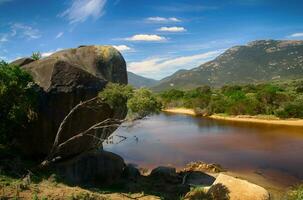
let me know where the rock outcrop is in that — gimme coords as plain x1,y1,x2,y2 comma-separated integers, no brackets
55,150,125,186
150,166,181,184
15,45,128,156
209,173,270,200
183,161,225,173
10,57,35,67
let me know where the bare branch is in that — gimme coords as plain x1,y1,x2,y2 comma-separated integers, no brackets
48,97,99,158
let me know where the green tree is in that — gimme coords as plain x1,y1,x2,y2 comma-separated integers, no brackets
98,83,133,110
275,97,303,118
127,88,162,118
160,89,184,100
99,84,161,119
296,81,303,93
0,61,37,144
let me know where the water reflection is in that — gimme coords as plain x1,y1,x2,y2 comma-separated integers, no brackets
104,113,303,183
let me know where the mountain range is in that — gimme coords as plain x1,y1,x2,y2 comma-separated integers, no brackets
127,71,158,88
148,40,303,91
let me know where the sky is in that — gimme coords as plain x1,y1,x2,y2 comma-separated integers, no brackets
1,0,303,80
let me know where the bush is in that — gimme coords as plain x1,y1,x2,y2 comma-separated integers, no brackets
99,84,162,119
0,61,37,144
127,88,162,118
207,94,228,114
160,89,184,100
98,83,133,110
286,184,303,200
256,84,283,105
275,99,303,118
31,52,42,60
296,81,303,93
221,85,242,95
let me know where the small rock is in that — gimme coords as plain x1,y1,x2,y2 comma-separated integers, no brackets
123,164,140,181
150,166,176,177
184,171,216,186
150,166,180,184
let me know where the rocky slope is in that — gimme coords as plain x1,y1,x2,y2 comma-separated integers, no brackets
152,40,303,91
127,71,158,88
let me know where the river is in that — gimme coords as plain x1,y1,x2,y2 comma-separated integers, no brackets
104,112,303,188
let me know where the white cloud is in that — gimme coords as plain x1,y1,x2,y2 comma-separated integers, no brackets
11,23,41,40
0,0,13,5
61,0,107,24
157,26,186,32
289,32,303,38
0,35,8,43
125,34,166,42
41,48,62,57
113,45,132,52
128,50,223,79
55,32,64,39
146,17,181,23
8,56,22,63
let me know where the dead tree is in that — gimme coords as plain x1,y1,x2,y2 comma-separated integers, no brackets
40,97,126,167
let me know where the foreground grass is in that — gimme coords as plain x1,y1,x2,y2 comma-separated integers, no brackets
286,185,303,200
0,173,163,200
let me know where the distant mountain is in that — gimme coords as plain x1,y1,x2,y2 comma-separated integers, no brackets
152,40,303,91
127,71,158,88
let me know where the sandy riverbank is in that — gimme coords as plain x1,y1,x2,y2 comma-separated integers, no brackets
163,108,303,127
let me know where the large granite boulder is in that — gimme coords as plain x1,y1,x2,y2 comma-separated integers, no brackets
15,45,128,156
55,150,125,186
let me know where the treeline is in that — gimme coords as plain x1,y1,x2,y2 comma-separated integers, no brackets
158,81,303,118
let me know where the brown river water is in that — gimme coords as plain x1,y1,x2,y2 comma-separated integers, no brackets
104,112,303,187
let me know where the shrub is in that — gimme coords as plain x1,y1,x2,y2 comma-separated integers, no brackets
296,81,303,93
256,84,283,105
127,88,162,118
0,61,37,144
99,84,162,119
160,89,184,100
98,83,133,110
31,52,42,60
207,94,228,114
275,99,303,118
286,184,303,200
221,85,242,95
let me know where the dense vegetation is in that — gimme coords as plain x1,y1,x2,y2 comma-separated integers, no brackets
159,80,303,118
0,61,37,144
99,83,162,119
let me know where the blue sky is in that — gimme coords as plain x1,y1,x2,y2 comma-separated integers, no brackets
1,0,303,79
